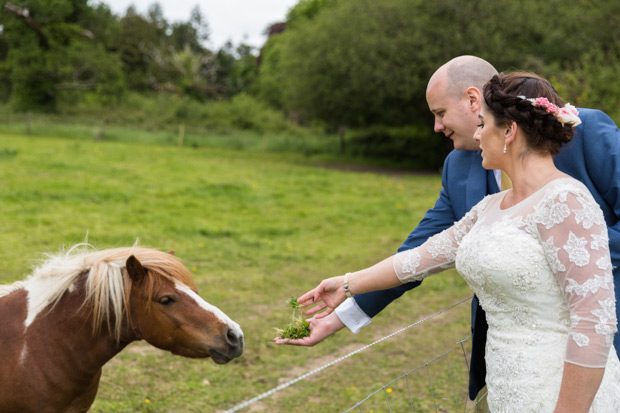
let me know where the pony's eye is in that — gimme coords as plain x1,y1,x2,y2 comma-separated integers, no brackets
158,296,175,305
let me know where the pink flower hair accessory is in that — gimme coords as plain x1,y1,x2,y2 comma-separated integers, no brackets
517,95,582,127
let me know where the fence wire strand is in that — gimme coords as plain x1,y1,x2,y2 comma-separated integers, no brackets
342,334,476,412
225,296,473,413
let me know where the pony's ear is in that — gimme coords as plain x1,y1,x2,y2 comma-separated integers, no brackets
126,255,148,283
168,250,175,256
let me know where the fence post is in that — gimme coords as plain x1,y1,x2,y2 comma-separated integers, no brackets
95,119,105,141
178,123,185,147
26,111,31,136
338,125,347,155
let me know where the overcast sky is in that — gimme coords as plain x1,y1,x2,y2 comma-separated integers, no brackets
101,0,299,50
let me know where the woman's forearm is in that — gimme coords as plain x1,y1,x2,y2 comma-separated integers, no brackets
347,256,402,295
554,362,604,412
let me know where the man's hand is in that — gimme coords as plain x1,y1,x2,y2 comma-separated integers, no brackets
275,311,346,346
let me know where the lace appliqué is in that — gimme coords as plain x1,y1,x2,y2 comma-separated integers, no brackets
574,195,605,229
533,196,570,229
597,257,612,271
570,332,590,347
562,232,590,266
396,249,421,278
591,229,610,251
592,298,618,346
565,273,612,297
426,232,456,260
542,236,566,273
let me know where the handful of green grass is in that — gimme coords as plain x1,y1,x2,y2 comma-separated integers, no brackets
275,296,310,339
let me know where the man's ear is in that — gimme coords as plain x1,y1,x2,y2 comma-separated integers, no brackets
465,87,482,113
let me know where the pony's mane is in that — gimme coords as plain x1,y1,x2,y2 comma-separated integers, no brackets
11,244,196,341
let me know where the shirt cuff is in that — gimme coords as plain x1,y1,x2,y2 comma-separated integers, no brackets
335,297,372,334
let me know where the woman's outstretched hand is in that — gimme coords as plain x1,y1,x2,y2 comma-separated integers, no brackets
297,276,346,318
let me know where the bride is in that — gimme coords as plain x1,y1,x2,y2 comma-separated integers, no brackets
297,73,620,412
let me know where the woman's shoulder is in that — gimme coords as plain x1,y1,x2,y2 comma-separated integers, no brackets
470,192,501,215
543,177,591,199
532,177,606,232
537,177,602,219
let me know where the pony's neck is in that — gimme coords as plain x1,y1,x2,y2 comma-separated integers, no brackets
44,276,138,364
19,277,138,408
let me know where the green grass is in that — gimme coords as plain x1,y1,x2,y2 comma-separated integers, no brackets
0,131,472,412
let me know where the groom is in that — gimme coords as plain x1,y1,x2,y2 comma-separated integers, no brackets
278,55,620,401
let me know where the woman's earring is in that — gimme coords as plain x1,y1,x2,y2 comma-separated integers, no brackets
503,143,507,153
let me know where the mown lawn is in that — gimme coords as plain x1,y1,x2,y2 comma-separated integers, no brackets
0,132,472,412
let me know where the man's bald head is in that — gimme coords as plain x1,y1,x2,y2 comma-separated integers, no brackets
428,56,498,100
426,56,498,151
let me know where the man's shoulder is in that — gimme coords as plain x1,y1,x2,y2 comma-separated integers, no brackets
577,107,608,117
576,107,617,130
573,108,619,145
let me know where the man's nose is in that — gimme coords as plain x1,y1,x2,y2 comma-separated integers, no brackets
434,118,444,133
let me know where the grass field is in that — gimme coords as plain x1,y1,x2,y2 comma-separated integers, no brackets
0,131,472,412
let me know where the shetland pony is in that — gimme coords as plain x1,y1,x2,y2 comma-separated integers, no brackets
0,246,243,412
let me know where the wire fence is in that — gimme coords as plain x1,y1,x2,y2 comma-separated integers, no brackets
226,296,480,412
343,333,488,412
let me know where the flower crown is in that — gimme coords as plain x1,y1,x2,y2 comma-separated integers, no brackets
517,96,581,127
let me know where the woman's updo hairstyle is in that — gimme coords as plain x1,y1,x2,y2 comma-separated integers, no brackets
483,72,574,155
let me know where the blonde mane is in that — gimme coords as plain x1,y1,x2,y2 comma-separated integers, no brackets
5,244,196,341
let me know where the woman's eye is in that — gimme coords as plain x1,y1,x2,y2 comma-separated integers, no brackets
477,123,484,128
158,296,175,305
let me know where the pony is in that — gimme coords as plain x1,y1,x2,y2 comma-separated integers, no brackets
0,245,244,412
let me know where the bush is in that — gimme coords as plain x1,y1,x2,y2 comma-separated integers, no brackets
551,42,620,122
345,125,449,171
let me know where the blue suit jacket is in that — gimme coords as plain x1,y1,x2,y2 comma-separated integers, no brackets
354,108,620,400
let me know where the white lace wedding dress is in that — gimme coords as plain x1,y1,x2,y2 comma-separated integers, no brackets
393,177,620,412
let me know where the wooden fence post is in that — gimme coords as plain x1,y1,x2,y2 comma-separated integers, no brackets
178,123,185,147
26,111,31,136
338,125,347,155
95,119,105,141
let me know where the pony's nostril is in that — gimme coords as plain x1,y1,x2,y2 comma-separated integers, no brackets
226,329,241,347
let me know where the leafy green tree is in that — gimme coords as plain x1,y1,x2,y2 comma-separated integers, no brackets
254,32,286,109
212,42,258,98
115,6,162,91
254,0,620,168
553,42,620,121
114,3,221,100
0,0,125,110
169,5,209,53
286,0,334,25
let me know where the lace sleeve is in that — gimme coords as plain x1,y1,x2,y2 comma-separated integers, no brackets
393,196,491,283
534,185,617,367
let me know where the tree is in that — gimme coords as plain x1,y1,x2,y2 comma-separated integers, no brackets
115,6,163,92
211,42,258,98
259,0,620,127
253,0,620,168
0,0,125,110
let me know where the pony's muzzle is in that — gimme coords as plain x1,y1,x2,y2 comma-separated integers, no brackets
210,327,244,364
